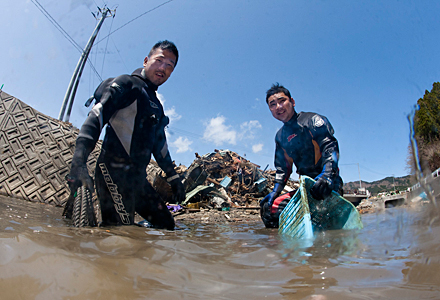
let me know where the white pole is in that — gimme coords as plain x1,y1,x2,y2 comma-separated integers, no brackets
59,7,112,121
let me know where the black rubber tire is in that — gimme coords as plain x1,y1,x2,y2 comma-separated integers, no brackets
72,187,82,227
72,186,97,227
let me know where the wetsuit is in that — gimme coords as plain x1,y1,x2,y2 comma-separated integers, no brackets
261,111,343,228
72,68,178,228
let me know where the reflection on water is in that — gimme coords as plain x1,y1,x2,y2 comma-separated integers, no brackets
0,195,439,299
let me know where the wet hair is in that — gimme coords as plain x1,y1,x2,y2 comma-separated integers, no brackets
148,40,179,67
266,83,292,103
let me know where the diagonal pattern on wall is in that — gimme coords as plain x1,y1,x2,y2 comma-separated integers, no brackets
0,91,101,206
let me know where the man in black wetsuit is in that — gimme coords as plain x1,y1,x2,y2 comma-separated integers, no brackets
260,83,343,228
67,40,184,229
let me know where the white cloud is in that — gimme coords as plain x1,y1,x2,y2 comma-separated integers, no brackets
156,92,181,124
203,115,237,146
239,120,262,140
156,92,166,104
202,117,264,147
164,106,182,124
241,120,262,131
252,143,263,153
171,136,193,153
252,97,262,109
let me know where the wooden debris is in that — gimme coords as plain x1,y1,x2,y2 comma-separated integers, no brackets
147,149,299,220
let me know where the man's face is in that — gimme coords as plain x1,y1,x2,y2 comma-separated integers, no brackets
267,92,296,123
143,48,176,86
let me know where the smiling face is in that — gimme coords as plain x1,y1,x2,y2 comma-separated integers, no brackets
267,92,296,123
143,48,176,87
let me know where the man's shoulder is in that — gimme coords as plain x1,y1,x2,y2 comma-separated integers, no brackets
99,72,146,100
297,111,335,137
275,122,292,142
275,125,283,133
297,111,329,128
297,111,321,121
92,73,143,107
112,73,143,87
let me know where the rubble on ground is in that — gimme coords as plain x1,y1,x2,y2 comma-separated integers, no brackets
356,198,382,214
145,149,382,224
173,207,262,224
147,149,299,223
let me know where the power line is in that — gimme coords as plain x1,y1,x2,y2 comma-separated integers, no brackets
31,0,103,81
340,163,394,177
30,0,83,53
111,39,130,73
95,0,174,45
59,7,114,122
167,127,203,139
100,8,116,75
32,0,174,80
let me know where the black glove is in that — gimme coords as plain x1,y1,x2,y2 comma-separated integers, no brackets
310,175,332,200
169,177,185,204
67,164,94,194
260,183,283,208
67,137,94,194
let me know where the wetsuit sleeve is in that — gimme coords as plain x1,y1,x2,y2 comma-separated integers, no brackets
310,114,340,179
274,133,292,187
152,115,178,180
75,75,134,158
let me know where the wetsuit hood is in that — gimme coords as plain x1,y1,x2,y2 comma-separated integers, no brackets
132,68,158,91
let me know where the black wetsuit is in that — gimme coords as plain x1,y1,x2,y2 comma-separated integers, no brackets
273,111,342,187
75,68,177,228
261,111,343,228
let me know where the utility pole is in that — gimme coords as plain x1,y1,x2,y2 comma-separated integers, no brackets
58,6,115,122
357,163,362,189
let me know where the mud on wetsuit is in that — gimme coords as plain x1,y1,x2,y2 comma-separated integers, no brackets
70,68,180,229
261,111,343,228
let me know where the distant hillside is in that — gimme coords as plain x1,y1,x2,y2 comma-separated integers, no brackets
343,175,414,196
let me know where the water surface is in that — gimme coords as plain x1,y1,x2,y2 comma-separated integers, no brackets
0,195,439,299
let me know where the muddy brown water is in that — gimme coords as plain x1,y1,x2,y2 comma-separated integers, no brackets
0,195,439,300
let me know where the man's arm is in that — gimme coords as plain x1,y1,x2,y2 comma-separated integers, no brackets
78,75,133,145
314,115,339,177
152,115,175,175
309,114,340,199
152,115,185,203
68,76,132,191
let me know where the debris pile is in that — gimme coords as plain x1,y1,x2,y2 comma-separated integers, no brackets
147,149,299,222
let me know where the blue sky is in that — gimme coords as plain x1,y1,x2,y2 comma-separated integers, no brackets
2,0,439,184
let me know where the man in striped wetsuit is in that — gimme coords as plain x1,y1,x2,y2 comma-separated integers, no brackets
260,83,343,228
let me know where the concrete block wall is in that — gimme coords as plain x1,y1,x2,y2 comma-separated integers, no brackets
0,91,101,206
